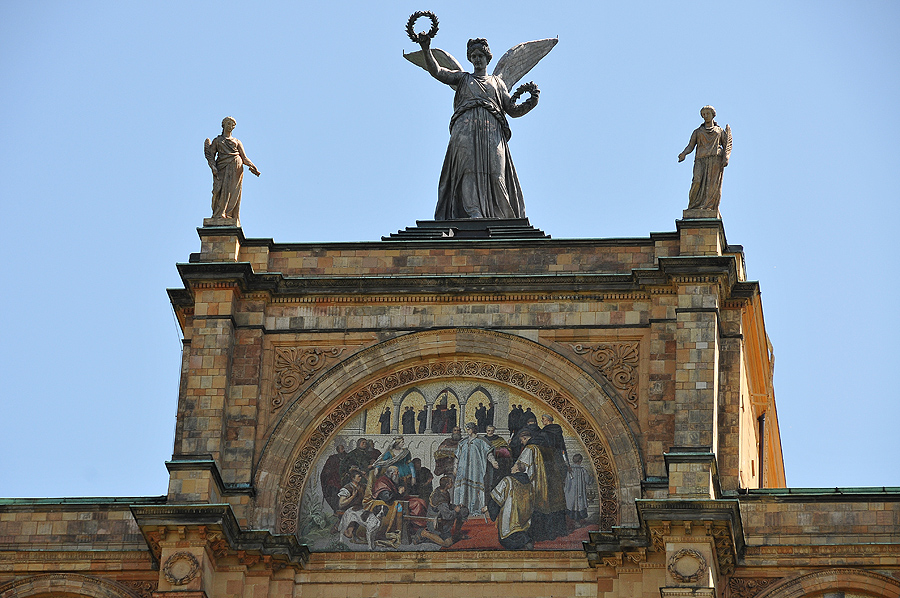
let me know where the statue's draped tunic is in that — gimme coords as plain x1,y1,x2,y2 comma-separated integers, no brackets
686,123,728,210
435,72,525,220
209,135,248,220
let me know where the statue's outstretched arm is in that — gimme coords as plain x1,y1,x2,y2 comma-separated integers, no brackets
678,130,698,162
237,141,260,177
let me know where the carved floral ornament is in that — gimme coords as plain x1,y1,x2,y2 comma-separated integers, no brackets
277,358,620,534
273,346,346,410
570,342,639,408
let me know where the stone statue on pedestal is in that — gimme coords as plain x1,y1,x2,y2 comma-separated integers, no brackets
403,11,556,220
678,106,732,213
204,117,260,225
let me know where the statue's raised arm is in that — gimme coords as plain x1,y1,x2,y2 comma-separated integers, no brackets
403,11,557,220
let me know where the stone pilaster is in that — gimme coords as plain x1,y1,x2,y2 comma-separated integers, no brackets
647,291,678,480
717,303,745,492
169,283,239,502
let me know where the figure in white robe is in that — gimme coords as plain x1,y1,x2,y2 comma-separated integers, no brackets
453,423,498,513
564,453,590,523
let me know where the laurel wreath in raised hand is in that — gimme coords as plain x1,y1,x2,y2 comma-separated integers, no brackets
406,11,439,43
511,81,540,106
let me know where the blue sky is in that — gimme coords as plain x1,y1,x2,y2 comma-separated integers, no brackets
1,1,898,498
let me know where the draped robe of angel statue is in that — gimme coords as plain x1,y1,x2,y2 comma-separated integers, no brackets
406,36,557,220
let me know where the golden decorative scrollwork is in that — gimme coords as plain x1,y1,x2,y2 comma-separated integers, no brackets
570,342,640,408
277,358,619,535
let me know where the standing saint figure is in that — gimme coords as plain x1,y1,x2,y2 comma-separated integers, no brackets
407,20,556,220
678,106,732,212
453,422,499,514
204,117,260,224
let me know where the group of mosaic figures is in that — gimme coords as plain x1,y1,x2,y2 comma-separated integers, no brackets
318,412,593,550
381,402,497,435
201,13,732,226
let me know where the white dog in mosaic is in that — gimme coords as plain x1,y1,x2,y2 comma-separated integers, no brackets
339,505,388,550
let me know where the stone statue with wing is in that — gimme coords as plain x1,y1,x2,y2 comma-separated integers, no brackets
404,12,556,220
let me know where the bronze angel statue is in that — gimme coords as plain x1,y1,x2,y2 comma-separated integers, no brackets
404,12,556,220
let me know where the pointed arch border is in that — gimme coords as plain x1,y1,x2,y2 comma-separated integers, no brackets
252,329,644,535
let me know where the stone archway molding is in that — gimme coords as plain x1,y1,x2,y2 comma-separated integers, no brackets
755,568,900,598
253,328,645,534
0,573,142,598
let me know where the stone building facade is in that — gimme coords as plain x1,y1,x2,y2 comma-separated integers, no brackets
1,215,898,598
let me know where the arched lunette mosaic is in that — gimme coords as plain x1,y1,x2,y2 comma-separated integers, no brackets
277,358,620,534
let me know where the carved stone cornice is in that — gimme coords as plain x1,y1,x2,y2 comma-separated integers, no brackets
131,504,309,571
272,346,348,410
637,499,744,577
570,342,639,408
278,357,620,535
583,526,649,568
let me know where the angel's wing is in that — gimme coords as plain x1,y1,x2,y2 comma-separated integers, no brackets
204,138,214,164
403,48,464,72
404,48,464,90
724,124,733,161
492,38,558,89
